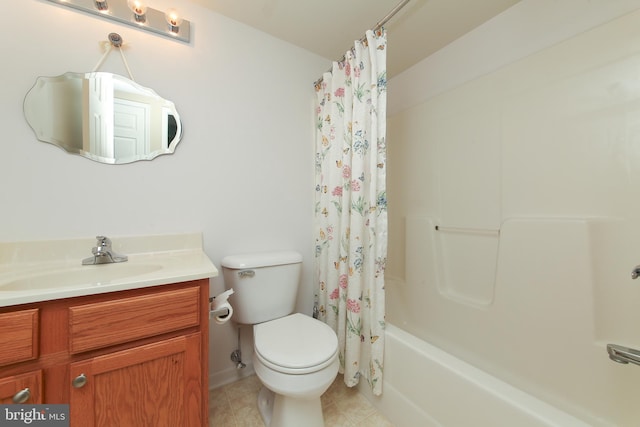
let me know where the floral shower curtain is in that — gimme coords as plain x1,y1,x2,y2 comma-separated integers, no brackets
313,29,387,396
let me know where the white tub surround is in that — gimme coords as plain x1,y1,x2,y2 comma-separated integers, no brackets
0,233,218,307
385,3,640,424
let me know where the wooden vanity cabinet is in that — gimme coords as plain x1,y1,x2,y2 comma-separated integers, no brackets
0,279,210,427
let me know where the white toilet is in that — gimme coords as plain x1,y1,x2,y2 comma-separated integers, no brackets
221,251,339,427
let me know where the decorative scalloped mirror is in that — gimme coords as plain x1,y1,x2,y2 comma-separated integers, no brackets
23,71,182,164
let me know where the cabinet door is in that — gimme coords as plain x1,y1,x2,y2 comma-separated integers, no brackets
0,370,43,404
69,334,202,427
0,309,38,367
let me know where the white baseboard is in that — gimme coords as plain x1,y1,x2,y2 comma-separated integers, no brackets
209,362,256,390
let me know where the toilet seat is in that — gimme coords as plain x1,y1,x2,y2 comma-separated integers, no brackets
254,313,338,375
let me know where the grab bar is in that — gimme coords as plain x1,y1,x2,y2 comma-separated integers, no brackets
607,344,640,366
434,225,500,236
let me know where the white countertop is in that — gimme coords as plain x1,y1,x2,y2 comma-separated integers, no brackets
0,233,218,307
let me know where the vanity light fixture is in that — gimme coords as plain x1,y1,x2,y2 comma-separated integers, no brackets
164,8,183,34
127,0,147,23
45,0,190,43
94,0,108,11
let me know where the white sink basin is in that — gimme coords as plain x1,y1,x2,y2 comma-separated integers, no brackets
0,233,219,307
1,263,162,291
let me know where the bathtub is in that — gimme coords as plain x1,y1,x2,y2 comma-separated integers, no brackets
358,323,591,427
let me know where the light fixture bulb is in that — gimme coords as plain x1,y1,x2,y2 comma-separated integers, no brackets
127,0,147,23
94,0,108,12
165,8,183,33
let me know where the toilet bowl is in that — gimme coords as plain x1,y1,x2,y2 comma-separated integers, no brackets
221,251,339,427
252,313,339,427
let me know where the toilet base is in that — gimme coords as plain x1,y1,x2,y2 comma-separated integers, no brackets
257,386,275,426
257,385,324,427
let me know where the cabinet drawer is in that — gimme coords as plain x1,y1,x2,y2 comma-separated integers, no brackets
0,369,43,404
0,309,38,367
69,286,200,354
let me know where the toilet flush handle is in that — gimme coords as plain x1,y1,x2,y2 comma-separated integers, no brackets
632,265,640,279
239,270,255,279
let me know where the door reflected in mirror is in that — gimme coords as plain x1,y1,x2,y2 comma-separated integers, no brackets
24,72,182,164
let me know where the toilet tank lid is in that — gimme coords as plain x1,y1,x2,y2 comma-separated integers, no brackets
221,251,302,269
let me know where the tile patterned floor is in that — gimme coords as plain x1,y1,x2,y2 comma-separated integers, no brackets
209,374,395,426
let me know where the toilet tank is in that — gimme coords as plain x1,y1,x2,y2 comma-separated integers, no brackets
221,251,303,325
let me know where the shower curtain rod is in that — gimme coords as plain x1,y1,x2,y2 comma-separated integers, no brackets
373,0,411,32
314,0,411,86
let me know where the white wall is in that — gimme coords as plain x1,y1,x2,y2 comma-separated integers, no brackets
2,0,328,386
389,0,640,115
386,1,640,425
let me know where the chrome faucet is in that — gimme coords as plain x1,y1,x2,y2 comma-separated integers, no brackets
607,344,640,366
82,236,128,265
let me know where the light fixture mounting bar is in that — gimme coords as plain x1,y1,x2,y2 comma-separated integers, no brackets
46,0,190,43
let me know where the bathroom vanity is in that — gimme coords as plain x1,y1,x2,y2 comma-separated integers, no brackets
0,234,218,426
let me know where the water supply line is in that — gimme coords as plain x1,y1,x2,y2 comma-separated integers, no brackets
231,327,247,370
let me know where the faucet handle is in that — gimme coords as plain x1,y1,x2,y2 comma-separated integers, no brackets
96,236,112,247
